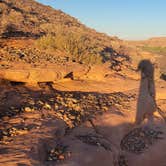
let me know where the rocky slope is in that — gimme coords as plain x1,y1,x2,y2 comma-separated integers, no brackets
0,0,166,166
0,0,132,75
0,76,166,166
0,0,82,37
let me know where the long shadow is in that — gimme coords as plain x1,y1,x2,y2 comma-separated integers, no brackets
0,78,132,165
0,78,165,165
136,59,156,125
0,79,130,120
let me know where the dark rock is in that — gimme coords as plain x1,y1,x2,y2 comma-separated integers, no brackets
160,73,166,81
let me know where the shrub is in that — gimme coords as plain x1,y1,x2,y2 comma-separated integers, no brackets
36,34,56,50
36,29,103,65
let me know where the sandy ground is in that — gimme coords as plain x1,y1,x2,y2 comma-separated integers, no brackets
0,76,165,166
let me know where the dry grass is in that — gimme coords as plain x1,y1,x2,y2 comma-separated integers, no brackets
36,29,103,65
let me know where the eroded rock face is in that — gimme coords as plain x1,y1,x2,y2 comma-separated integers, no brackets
0,69,63,83
0,62,89,83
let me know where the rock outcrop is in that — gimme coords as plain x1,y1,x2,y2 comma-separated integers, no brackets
0,62,89,83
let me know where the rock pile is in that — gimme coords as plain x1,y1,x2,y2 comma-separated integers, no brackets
120,127,163,154
47,144,71,162
0,46,68,64
76,134,112,150
0,85,133,142
0,125,32,142
52,92,131,128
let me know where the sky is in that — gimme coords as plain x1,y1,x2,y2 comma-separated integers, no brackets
37,0,166,40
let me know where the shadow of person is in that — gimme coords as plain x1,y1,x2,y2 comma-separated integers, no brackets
135,59,156,125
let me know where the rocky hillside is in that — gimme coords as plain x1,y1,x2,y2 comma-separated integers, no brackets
0,0,82,37
0,0,119,44
0,1,166,166
0,0,131,70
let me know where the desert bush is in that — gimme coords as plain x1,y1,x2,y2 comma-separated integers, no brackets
36,34,56,50
36,29,103,65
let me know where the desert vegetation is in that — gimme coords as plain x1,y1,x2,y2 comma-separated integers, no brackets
141,46,166,56
36,28,103,65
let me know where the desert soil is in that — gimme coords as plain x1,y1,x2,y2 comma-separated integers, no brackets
0,75,166,166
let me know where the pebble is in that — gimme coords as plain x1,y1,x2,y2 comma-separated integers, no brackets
43,103,52,110
58,155,65,160
24,107,34,113
2,116,10,121
47,145,69,162
37,100,44,105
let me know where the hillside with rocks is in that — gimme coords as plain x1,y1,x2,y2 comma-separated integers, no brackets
0,0,166,166
0,0,134,85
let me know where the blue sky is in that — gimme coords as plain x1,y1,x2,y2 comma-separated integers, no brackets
37,0,166,40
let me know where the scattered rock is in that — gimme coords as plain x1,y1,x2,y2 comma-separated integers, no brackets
47,144,70,162
118,155,128,166
0,125,30,142
120,127,163,154
76,134,112,151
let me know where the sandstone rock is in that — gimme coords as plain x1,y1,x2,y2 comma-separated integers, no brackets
0,62,89,84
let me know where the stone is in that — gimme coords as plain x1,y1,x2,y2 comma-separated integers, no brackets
37,100,44,105
69,115,76,120
2,116,10,121
24,107,34,113
58,154,65,160
43,103,52,110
